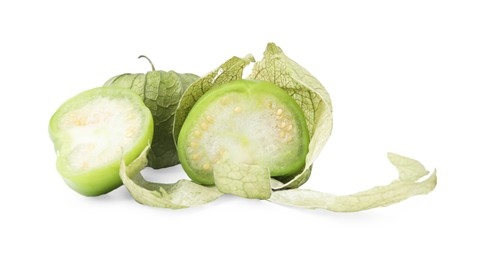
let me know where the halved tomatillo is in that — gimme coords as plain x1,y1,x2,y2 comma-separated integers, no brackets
49,87,153,196
177,80,309,185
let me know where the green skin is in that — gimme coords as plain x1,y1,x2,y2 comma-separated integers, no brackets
178,80,310,185
49,87,153,196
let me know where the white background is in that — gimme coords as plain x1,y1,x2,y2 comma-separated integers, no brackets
1,0,489,259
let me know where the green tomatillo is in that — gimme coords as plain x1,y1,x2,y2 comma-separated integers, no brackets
104,56,199,169
177,80,310,185
49,87,153,196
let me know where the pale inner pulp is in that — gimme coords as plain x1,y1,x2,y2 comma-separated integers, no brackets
58,98,144,172
185,92,304,176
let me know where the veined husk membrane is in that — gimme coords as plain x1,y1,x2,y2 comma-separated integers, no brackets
104,56,199,169
119,43,437,212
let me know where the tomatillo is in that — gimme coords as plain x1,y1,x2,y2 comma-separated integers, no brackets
177,80,309,185
103,56,199,169
49,87,153,196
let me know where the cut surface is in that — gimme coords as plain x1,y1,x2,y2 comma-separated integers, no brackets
58,98,144,172
49,87,153,196
178,80,309,185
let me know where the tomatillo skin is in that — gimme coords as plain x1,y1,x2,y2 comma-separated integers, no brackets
49,87,153,196
178,80,310,185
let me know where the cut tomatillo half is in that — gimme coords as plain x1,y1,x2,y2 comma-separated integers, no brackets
49,87,153,196
177,80,310,185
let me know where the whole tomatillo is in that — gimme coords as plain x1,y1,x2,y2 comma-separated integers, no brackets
104,56,198,169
